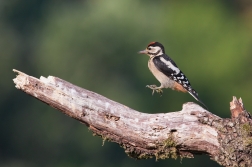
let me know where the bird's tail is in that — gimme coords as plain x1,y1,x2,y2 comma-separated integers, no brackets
188,88,208,110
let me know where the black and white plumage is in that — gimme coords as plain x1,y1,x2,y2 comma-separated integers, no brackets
139,41,207,109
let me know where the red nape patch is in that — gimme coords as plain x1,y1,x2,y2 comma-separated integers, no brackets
148,41,156,46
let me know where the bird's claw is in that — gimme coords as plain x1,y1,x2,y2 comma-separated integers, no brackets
146,85,157,89
146,85,163,96
155,89,163,96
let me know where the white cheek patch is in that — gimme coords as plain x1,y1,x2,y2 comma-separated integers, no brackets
152,46,160,52
160,57,180,74
149,46,163,56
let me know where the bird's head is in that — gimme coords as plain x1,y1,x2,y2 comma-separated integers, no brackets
139,42,165,57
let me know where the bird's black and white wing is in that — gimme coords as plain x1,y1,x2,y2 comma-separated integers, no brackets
152,55,192,89
152,55,208,108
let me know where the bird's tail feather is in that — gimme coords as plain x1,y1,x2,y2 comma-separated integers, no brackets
188,89,208,110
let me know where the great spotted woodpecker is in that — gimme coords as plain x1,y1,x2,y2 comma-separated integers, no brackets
139,42,207,108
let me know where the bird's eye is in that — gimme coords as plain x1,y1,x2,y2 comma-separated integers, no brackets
147,47,151,50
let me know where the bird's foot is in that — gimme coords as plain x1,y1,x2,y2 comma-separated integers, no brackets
146,85,157,89
146,85,157,95
146,85,163,96
155,89,163,96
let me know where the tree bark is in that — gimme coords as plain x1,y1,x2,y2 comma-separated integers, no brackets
13,69,252,166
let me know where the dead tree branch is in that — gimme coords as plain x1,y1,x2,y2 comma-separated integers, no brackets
13,69,252,166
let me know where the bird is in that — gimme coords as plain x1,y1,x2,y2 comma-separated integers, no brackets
138,41,207,109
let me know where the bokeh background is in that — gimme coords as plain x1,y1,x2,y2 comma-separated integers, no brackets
1,0,252,166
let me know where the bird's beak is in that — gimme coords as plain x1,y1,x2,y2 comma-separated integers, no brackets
138,49,148,54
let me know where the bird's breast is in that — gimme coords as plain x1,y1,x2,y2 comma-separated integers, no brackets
148,57,175,88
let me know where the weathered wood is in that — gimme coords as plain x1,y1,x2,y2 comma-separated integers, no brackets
13,69,252,166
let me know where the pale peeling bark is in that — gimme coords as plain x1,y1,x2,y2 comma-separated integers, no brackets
13,69,252,166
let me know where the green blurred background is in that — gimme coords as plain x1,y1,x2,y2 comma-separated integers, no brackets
1,0,252,166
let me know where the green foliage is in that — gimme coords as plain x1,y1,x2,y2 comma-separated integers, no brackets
0,0,252,167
